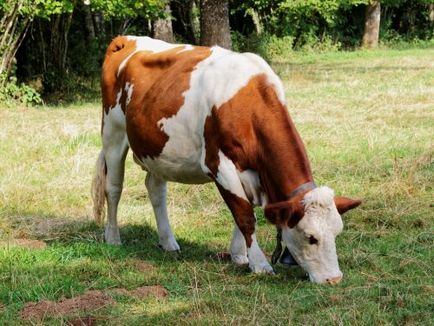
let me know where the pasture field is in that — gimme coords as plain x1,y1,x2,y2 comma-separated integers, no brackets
0,47,433,325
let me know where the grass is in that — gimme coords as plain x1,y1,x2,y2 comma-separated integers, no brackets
0,46,433,325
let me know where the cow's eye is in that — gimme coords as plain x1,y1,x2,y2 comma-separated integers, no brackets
308,235,318,245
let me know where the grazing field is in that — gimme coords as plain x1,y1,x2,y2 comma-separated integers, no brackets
0,47,433,325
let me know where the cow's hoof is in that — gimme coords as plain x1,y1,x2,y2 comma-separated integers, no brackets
105,227,121,245
231,254,249,265
158,238,181,252
250,262,275,275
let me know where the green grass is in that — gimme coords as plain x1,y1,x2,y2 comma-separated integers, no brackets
1,47,433,325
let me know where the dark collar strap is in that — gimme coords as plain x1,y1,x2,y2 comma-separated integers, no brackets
288,181,317,200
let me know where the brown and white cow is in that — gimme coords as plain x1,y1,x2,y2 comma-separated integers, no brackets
92,36,361,284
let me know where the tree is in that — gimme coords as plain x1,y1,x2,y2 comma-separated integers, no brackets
0,0,75,88
0,0,34,86
153,4,174,42
171,0,199,44
430,4,434,24
362,1,381,48
200,0,231,49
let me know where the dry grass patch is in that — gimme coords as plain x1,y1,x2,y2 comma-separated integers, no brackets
0,47,433,324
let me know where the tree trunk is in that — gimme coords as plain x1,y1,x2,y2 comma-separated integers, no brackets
171,0,197,44
49,13,73,76
153,4,174,42
83,3,96,40
93,11,105,39
0,1,31,86
362,1,381,48
200,0,231,49
429,4,434,24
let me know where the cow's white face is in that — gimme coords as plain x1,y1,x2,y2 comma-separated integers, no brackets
282,188,343,284
265,186,361,284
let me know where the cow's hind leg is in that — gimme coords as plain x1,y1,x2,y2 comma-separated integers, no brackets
145,173,180,252
101,112,129,245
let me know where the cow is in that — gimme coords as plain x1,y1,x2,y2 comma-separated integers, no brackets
91,36,361,284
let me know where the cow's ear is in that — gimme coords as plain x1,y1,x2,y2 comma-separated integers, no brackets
264,199,304,228
334,197,362,215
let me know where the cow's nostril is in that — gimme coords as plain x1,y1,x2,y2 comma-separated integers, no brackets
326,276,342,285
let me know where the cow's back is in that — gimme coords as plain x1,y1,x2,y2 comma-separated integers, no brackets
101,36,287,184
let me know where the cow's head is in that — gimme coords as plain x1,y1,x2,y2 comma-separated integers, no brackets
264,186,361,284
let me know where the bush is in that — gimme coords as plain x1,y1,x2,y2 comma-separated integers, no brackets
0,75,42,106
297,33,342,52
232,32,294,61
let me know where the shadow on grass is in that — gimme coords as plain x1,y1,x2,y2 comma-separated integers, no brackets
3,212,217,264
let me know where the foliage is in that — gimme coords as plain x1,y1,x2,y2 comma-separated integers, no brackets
1,0,433,105
231,0,434,49
89,0,166,19
232,32,295,61
0,74,42,106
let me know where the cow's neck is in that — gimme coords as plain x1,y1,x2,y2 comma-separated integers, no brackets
255,107,314,203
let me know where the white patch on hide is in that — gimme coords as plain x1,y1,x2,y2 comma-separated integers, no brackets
230,224,248,265
247,234,274,274
124,82,134,107
215,150,248,201
118,36,181,76
104,90,125,128
177,44,194,53
242,52,287,105
302,186,334,209
237,169,268,207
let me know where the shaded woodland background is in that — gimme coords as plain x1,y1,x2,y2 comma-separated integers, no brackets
0,0,433,105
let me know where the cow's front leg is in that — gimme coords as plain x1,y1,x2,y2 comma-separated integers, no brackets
145,173,180,252
211,153,273,273
217,185,273,274
230,224,248,265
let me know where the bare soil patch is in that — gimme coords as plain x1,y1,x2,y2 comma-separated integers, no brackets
21,290,114,320
0,239,46,249
67,316,104,326
112,285,168,299
127,259,155,272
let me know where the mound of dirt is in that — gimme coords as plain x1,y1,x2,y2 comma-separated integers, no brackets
67,316,103,326
0,239,47,249
21,290,114,320
112,285,168,299
127,259,155,272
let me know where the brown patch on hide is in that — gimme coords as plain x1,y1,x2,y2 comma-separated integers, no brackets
264,192,306,228
216,185,255,247
124,46,211,158
203,74,314,203
101,36,139,114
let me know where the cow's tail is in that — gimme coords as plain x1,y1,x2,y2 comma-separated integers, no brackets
91,150,106,226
